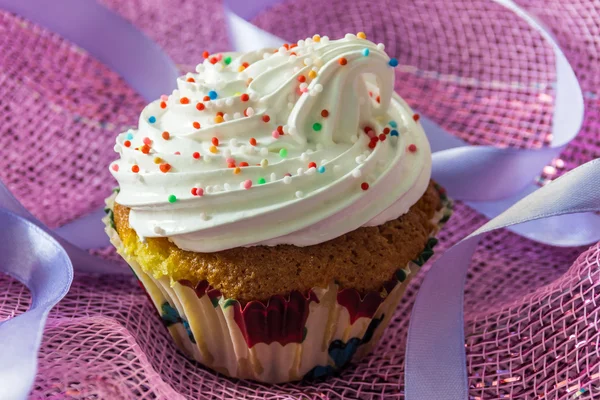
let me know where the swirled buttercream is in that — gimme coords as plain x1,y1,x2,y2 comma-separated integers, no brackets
110,33,432,252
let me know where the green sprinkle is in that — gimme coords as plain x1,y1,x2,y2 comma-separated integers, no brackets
279,148,288,158
168,194,177,203
257,177,266,184
224,56,232,65
313,122,322,131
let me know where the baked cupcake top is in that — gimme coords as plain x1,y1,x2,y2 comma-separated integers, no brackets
109,33,432,252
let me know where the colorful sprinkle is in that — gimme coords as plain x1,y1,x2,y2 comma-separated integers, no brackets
408,144,417,153
209,146,218,154
413,113,420,122
321,109,329,118
361,182,369,190
208,90,218,100
241,93,249,102
308,162,317,169
160,101,167,109
224,56,232,65
202,51,209,59
379,134,386,141
141,145,150,154
126,133,134,140
357,32,367,39
111,164,119,171
390,130,399,137
238,65,246,72
383,127,390,135
272,130,280,139
193,152,201,159
389,120,397,128
186,77,195,83
233,167,241,174
196,188,204,196
239,162,249,167
389,58,399,67
212,137,219,146
193,121,201,129
277,125,284,135
318,166,326,173
131,165,139,173
242,180,252,190
260,159,269,168
143,137,152,145
168,194,177,203
148,116,156,123
124,140,131,147
362,48,370,56
196,102,205,111
180,97,190,104
338,57,347,66
257,177,266,185
209,57,218,64
162,131,170,140
159,163,171,173
215,115,224,124
313,122,322,131
154,157,163,164
312,34,321,42
191,187,198,195
297,75,306,83
203,95,211,101
262,115,270,123
249,138,257,146
279,148,288,158
308,70,317,79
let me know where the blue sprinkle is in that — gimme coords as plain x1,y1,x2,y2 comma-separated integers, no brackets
126,133,134,140
389,121,397,128
208,90,218,100
362,48,370,56
388,58,399,67
390,130,399,137
318,166,326,173
148,116,157,124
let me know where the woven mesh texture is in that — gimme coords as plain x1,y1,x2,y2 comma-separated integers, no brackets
1,0,599,398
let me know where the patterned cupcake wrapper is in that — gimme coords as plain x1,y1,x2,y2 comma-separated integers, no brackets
104,188,452,383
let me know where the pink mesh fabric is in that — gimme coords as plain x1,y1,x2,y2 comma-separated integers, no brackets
1,0,599,398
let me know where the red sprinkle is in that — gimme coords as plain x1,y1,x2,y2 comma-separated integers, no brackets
408,144,418,153
227,162,236,168
383,127,390,135
376,95,380,103
211,137,219,146
277,125,284,134
160,101,167,109
162,131,170,140
239,162,249,167
124,140,131,147
262,115,270,123
368,140,377,149
363,126,373,134
249,138,257,146
308,162,317,169
174,151,181,155
321,109,329,118
379,134,386,141
180,97,190,104
216,111,224,117
196,102,205,111
192,152,201,159
361,182,369,191
143,137,152,145
111,164,119,171
193,121,201,129
141,145,150,154
131,165,140,173
191,187,198,195
202,51,209,59
209,57,218,64
203,95,211,102
338,57,348,65
241,93,250,102
413,114,420,122
159,163,171,173
186,77,195,83
242,62,249,68
297,75,306,83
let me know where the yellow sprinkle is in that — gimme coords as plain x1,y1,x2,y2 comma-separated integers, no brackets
357,32,367,39
260,159,268,168
308,70,317,79
238,65,246,72
215,115,224,123
234,92,241,96
233,167,241,174
209,145,218,153
153,157,162,164
312,34,321,42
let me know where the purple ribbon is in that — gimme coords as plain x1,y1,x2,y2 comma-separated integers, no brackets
1,0,599,398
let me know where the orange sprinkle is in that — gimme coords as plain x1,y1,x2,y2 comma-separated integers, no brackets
131,165,140,173
196,102,205,111
312,34,321,42
238,65,246,72
160,101,167,109
159,163,171,173
249,138,257,146
357,32,367,39
338,57,348,65
203,95,211,102
193,121,201,129
180,97,190,104
215,115,224,123
162,131,170,140
186,77,195,83
308,70,317,79
209,145,218,154
141,145,150,154
233,167,241,174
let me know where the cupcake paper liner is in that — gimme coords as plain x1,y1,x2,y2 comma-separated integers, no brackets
104,188,452,383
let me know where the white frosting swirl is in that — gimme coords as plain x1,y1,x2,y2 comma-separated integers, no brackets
110,34,432,252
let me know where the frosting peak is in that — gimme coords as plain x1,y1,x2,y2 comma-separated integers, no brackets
110,33,432,252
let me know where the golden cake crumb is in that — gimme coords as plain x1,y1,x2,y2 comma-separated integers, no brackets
113,181,442,303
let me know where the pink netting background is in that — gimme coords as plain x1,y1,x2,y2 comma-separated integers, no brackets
1,0,599,398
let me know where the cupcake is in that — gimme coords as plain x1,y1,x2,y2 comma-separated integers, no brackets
104,33,451,383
